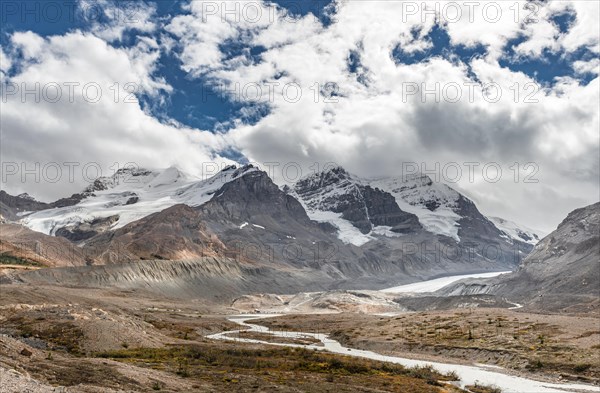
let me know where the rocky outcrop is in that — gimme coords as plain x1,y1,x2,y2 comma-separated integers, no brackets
201,167,310,224
55,215,120,242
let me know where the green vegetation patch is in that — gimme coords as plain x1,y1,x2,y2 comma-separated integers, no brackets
0,252,41,266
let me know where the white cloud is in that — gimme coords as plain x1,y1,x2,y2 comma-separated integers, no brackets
0,46,12,74
560,1,600,54
78,0,158,42
11,31,46,59
573,58,600,76
439,1,598,60
166,0,283,76
1,31,232,201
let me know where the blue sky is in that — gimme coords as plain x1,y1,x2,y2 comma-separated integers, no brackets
1,0,598,231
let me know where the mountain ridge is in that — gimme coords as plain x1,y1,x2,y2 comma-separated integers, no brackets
4,164,542,251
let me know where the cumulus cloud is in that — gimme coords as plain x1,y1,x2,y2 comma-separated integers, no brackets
78,0,158,42
1,31,231,201
573,58,600,76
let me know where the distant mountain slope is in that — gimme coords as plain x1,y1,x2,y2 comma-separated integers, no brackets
369,173,537,250
1,191,50,221
439,202,600,311
10,163,538,255
1,164,548,298
369,173,463,241
292,167,536,252
488,216,545,245
0,187,102,222
195,169,408,283
3,166,532,298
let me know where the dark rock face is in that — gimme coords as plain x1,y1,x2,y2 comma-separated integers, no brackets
516,230,535,243
0,191,50,220
294,167,421,234
361,186,422,233
50,193,86,208
55,215,120,242
455,195,504,242
0,190,86,221
83,178,110,193
125,195,139,205
424,201,440,211
452,195,533,267
200,168,311,224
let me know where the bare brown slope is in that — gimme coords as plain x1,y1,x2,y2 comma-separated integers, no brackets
0,223,88,267
84,204,226,264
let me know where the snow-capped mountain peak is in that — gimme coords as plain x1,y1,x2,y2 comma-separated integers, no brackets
293,167,463,243
16,193,37,202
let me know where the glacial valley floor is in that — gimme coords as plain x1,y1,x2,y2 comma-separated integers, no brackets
0,284,598,392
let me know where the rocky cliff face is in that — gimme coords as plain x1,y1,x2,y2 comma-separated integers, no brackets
0,191,51,221
201,167,310,224
439,202,600,311
294,167,422,235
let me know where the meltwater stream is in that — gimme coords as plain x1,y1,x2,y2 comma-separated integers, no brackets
207,315,599,393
